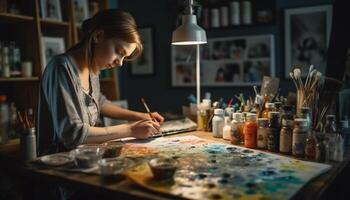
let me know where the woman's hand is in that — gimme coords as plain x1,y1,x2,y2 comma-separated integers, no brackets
129,119,161,139
140,112,164,124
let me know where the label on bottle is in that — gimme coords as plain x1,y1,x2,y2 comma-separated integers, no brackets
292,132,307,156
257,127,267,149
267,128,279,152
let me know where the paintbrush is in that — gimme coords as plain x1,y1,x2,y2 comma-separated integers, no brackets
140,98,163,137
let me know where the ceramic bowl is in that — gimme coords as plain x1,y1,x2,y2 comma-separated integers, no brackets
148,157,177,180
98,157,134,176
70,147,104,168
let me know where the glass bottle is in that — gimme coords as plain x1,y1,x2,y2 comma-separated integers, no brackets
279,118,293,154
339,120,349,148
223,116,231,140
262,103,275,119
230,112,243,145
324,115,337,133
212,109,224,138
267,111,280,152
298,107,312,130
316,136,328,163
0,95,9,144
292,118,308,157
324,115,337,161
257,118,268,149
305,131,317,160
244,113,257,148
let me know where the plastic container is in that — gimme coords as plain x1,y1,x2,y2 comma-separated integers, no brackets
148,157,177,180
212,109,224,138
98,157,135,176
70,147,104,168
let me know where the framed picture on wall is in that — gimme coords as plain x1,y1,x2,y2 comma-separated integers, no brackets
284,5,332,78
129,27,155,76
40,0,62,21
41,36,65,72
171,34,275,87
73,0,89,26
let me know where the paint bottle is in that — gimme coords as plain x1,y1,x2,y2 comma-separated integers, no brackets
279,118,293,154
324,115,337,133
229,1,240,26
225,107,234,120
223,117,231,140
305,131,317,160
262,103,275,119
257,118,268,149
198,100,211,131
339,120,349,148
230,112,243,145
292,118,308,157
316,137,328,163
267,112,280,152
212,109,224,138
324,115,337,161
244,113,257,148
20,127,37,161
241,0,252,25
333,134,344,162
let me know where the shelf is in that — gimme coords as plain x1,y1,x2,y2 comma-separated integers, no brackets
0,77,39,82
40,19,70,28
0,12,34,23
205,23,276,35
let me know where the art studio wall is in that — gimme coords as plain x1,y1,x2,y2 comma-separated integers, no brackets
115,0,333,114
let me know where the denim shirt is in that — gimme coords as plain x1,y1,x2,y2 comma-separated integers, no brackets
37,53,108,156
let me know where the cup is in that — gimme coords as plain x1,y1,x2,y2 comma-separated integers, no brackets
21,61,32,77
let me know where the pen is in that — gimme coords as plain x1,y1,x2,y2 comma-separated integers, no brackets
140,98,163,136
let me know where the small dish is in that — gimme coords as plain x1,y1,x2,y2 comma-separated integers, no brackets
70,147,104,168
101,141,124,158
40,153,74,167
148,157,177,180
98,157,135,175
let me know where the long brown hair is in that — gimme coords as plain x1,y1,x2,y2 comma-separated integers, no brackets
69,9,143,73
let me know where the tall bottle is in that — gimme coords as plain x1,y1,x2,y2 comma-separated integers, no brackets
305,131,317,160
223,116,231,140
230,112,243,145
267,111,280,152
212,109,224,138
324,115,337,161
279,117,293,154
0,95,9,144
257,118,268,149
339,120,349,148
292,118,308,157
244,113,257,148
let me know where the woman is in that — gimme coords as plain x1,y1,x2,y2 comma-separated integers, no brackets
37,9,164,156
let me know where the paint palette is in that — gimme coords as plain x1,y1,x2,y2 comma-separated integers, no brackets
123,136,331,200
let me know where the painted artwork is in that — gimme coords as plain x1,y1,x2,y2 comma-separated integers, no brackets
123,135,330,200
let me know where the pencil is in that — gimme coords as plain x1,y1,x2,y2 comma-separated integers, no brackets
140,98,163,137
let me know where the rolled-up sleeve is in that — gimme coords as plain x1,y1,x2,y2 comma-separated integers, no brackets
43,63,90,149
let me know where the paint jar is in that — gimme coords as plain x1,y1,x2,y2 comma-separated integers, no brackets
241,0,252,25
244,113,257,148
262,103,275,119
316,134,329,163
230,113,244,145
298,107,312,131
305,131,317,160
229,1,240,26
20,127,37,161
267,112,280,152
210,8,220,28
223,117,231,140
212,109,224,138
257,118,268,149
279,118,293,154
292,118,308,157
225,107,234,120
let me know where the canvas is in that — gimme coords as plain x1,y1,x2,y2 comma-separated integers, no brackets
124,135,330,200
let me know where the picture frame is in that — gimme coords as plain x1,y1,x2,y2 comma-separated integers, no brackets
284,5,332,78
41,36,66,72
171,34,275,87
73,0,89,26
40,0,62,21
129,27,155,76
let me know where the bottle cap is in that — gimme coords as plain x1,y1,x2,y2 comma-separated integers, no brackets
294,118,308,127
257,118,268,126
265,103,275,109
214,109,224,115
232,112,242,120
246,113,256,121
202,99,211,105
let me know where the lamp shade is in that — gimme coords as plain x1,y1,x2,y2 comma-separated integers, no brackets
172,15,207,45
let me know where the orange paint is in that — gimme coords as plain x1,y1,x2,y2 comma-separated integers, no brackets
244,117,258,148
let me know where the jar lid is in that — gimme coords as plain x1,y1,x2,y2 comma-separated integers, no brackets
232,112,242,120
265,103,275,109
294,118,308,127
214,109,224,115
246,113,256,121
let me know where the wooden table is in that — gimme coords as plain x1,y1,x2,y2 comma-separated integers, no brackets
1,131,349,200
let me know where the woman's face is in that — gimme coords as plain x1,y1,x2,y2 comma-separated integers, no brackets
93,32,137,70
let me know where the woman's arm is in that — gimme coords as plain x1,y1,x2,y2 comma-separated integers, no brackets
100,101,164,123
85,119,161,143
